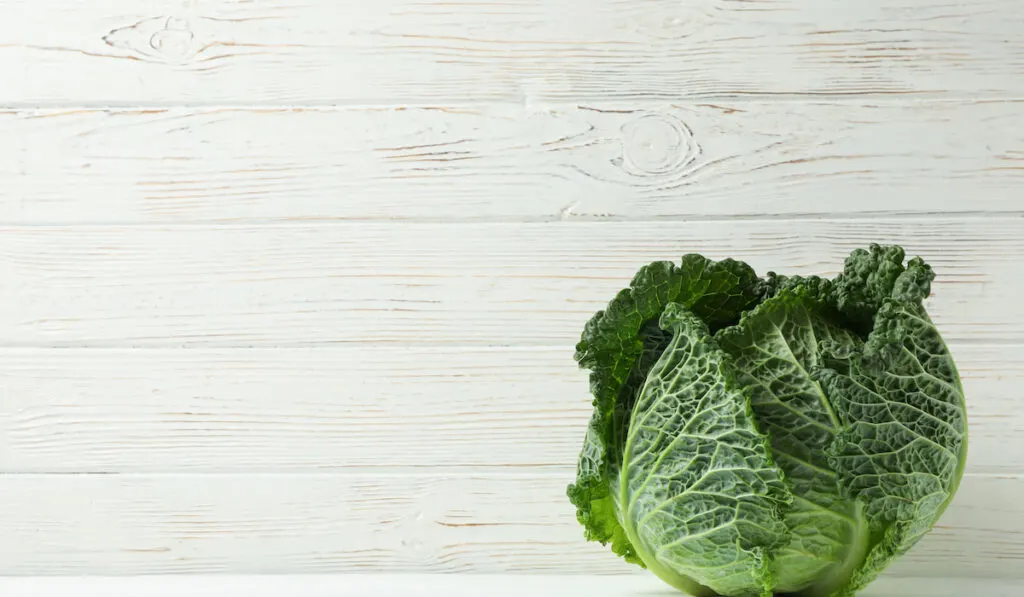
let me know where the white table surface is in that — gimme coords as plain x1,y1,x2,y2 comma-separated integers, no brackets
0,575,1018,597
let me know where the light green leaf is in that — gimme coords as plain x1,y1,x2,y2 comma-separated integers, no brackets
621,304,790,597
717,288,870,596
569,255,764,566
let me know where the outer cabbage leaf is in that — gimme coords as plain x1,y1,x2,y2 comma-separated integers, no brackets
568,255,763,564
621,304,790,597
818,256,968,596
716,286,870,596
830,244,910,334
718,249,967,596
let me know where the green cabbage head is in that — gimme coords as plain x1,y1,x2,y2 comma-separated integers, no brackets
568,245,967,597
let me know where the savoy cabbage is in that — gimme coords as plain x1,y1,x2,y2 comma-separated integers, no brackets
568,245,967,597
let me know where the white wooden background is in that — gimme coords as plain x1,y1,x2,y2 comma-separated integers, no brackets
1,0,1022,589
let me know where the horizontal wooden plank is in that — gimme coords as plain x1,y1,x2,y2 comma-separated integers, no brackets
2,0,1024,105
0,473,1018,577
0,344,1015,474
0,219,1020,348
0,576,1019,597
2,101,1022,224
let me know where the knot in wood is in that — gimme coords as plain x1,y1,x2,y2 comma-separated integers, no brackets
104,16,200,65
150,17,195,60
620,113,698,176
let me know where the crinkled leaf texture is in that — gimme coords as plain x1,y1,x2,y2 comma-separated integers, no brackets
568,246,967,597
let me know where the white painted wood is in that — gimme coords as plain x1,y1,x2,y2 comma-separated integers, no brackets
2,0,1024,105
2,101,1022,224
0,575,1018,597
2,0,1022,584
0,344,1017,474
0,219,1019,348
0,473,1017,577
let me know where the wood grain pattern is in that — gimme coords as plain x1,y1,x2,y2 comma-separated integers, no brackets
0,343,1016,475
1,101,1022,224
2,0,1024,105
0,219,1019,348
2,0,1022,582
0,473,1019,577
